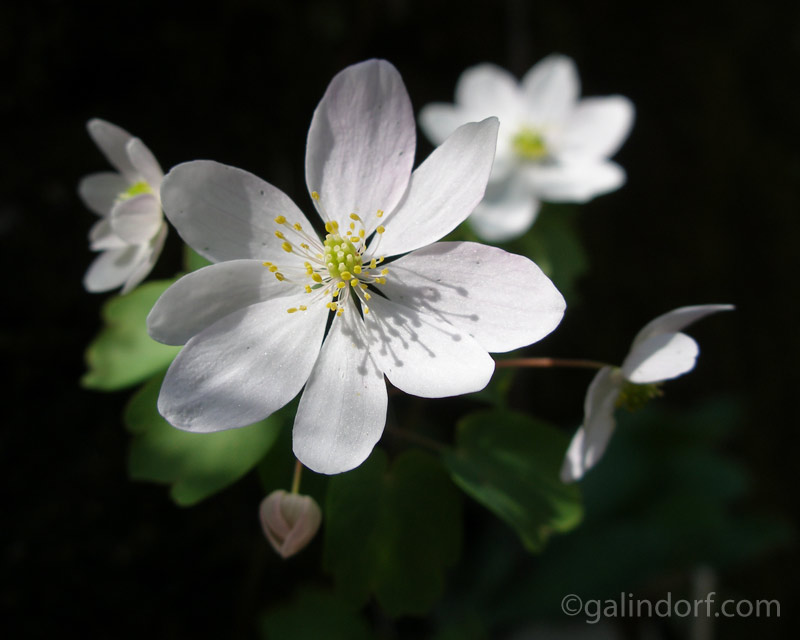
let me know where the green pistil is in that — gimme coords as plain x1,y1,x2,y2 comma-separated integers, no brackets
119,180,152,201
616,380,663,412
512,128,548,160
323,233,362,279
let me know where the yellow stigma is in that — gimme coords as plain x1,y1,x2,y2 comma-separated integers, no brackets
512,128,548,160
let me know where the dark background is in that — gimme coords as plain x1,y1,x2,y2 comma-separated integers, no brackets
2,0,798,637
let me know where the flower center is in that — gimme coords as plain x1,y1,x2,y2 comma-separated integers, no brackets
118,180,153,201
262,192,389,317
616,379,663,412
512,128,548,161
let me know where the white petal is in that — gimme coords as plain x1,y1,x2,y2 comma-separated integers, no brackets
630,304,735,349
559,96,635,160
78,172,128,216
521,55,580,125
455,63,524,120
126,138,164,189
87,119,138,182
83,245,147,293
468,176,541,242
521,160,626,202
293,308,387,475
560,366,621,483
161,160,314,263
364,294,494,398
158,294,328,433
120,222,168,294
621,332,700,384
418,103,468,146
88,218,127,250
380,242,565,353
109,193,162,244
148,259,296,345
377,118,499,257
305,59,415,230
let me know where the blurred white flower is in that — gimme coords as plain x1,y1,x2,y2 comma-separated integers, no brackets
420,55,634,241
78,119,167,294
147,60,565,475
561,304,734,482
259,490,322,558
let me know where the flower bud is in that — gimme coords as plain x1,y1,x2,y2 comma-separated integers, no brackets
259,490,322,559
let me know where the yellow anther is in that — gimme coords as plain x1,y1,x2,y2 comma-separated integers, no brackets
299,305,307,311
336,281,346,289
341,271,352,280
353,265,362,274
336,308,343,317
312,273,322,283
350,279,358,287
262,261,272,267
364,292,371,300
332,289,340,298
282,242,293,253
359,229,365,238
301,243,310,250
274,215,286,224
370,258,377,269
349,213,361,221
331,220,339,230
268,265,278,273
378,257,385,264
381,268,389,276
376,209,384,218
376,225,385,234
304,285,312,293
274,230,285,239
376,277,386,284
349,222,355,231
275,272,285,281
324,222,334,233
364,306,370,314
287,307,298,314
311,191,320,201
293,223,302,231
359,283,367,290
326,302,337,311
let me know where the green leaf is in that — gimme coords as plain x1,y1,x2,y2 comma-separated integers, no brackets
124,373,282,506
324,449,462,617
260,588,375,640
183,245,212,272
443,409,582,552
82,279,180,391
511,205,588,305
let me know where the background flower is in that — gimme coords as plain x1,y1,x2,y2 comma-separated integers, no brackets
420,55,634,241
78,119,167,294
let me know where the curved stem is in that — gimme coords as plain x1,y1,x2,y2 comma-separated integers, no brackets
494,357,608,370
290,459,303,494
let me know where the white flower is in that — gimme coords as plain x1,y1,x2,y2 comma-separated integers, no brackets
259,490,322,559
78,119,167,294
419,55,635,242
147,59,566,475
561,304,734,483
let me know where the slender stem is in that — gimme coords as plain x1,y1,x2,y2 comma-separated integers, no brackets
290,459,303,494
494,357,608,370
386,425,446,452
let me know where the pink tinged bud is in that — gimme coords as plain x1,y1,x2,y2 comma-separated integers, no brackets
259,490,322,559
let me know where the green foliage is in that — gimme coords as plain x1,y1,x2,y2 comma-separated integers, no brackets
260,588,375,640
125,373,281,506
443,409,583,552
324,449,462,617
183,245,213,272
511,204,588,305
82,279,180,391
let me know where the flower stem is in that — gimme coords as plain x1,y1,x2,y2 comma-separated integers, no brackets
494,357,608,370
290,459,303,494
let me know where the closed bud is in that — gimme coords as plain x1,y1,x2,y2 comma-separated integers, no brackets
259,490,322,559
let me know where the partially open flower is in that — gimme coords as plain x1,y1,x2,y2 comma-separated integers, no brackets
561,304,734,483
259,490,322,559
